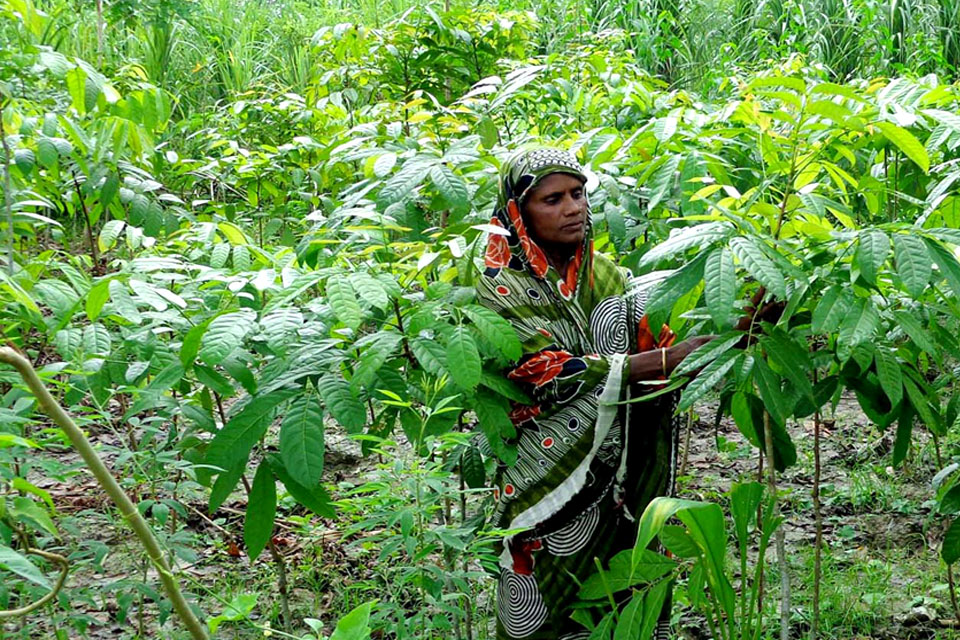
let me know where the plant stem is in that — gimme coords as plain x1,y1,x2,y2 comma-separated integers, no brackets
679,407,693,476
1,109,13,276
762,410,790,640
0,347,209,640
71,170,99,266
0,548,69,619
811,408,822,640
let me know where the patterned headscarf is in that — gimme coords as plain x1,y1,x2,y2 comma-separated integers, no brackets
485,148,595,301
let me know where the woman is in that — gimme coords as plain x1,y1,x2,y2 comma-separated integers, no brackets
476,148,715,640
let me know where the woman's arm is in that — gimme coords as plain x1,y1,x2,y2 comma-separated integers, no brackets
627,336,714,383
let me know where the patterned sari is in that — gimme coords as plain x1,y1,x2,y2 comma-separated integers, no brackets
476,149,679,639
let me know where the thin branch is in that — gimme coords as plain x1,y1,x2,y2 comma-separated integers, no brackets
0,547,69,619
0,346,209,640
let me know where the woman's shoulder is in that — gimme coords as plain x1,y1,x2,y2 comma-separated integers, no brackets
591,252,630,297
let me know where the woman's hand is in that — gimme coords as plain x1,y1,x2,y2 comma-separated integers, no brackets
666,335,715,374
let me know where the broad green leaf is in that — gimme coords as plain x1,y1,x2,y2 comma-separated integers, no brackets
812,286,850,333
478,116,498,149
85,279,111,321
36,138,58,169
752,357,793,429
924,237,960,300
352,332,403,389
677,348,740,411
373,152,397,178
893,405,914,467
100,173,119,208
856,229,890,286
943,517,960,564
430,164,469,215
199,310,256,366
279,394,325,487
460,444,485,489
82,323,111,356
208,593,258,634
267,454,335,517
180,319,211,367
903,376,943,435
462,305,522,361
729,481,765,551
940,486,960,515
446,326,481,390
326,277,363,329
209,460,246,513
646,154,680,211
244,462,276,561
762,329,814,400
98,220,126,252
730,236,786,298
0,544,51,589
704,247,735,329
207,389,297,470
579,549,676,600
473,389,517,464
876,121,929,173
479,372,532,404
672,332,742,377
892,310,938,355
874,348,903,407
639,221,732,268
14,148,35,176
317,374,366,433
348,272,390,311
410,337,449,376
645,253,707,327
893,234,932,297
330,601,374,640
260,309,303,351
837,297,879,351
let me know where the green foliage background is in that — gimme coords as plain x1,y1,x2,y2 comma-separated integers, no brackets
4,0,960,638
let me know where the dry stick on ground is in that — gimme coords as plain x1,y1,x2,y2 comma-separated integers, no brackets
762,410,790,640
0,346,209,640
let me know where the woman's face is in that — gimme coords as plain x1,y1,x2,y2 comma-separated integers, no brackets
522,173,588,249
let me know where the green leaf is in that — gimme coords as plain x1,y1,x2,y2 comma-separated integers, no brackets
874,348,903,408
82,323,111,356
892,310,938,355
267,454,335,517
330,601,374,640
646,154,680,211
479,372,532,404
352,332,403,389
180,319,210,368
876,121,929,173
326,277,363,329
348,272,390,311
940,486,960,515
14,148,35,177
893,234,932,297
99,220,126,253
579,549,676,600
446,326,481,390
460,444,486,489
430,164,469,215
85,279,111,321
209,460,246,513
0,544,51,589
639,221,732,268
35,138,58,169
730,236,786,298
704,247,736,329
837,297,879,352
199,310,256,366
893,404,914,466
207,389,296,470
677,348,740,411
812,286,850,333
473,389,517,464
478,116,498,149
903,376,943,435
943,517,960,564
644,253,707,327
410,337,449,376
924,237,960,300
244,462,276,561
762,329,814,400
279,393,325,487
373,152,397,178
462,305,522,361
208,593,258,634
752,357,793,428
856,229,890,286
317,374,366,433
673,333,742,377
100,173,119,208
